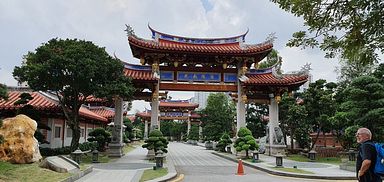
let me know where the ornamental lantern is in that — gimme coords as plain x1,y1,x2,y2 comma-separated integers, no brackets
252,151,260,162
72,148,84,164
155,150,165,169
308,150,317,161
275,153,284,167
92,149,99,163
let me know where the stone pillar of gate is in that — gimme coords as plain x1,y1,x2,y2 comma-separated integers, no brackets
144,120,148,139
108,97,125,157
199,121,203,142
150,84,160,131
187,111,191,136
265,94,286,156
236,62,246,131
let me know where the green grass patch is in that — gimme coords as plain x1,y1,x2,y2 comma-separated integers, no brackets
0,161,71,182
244,158,263,163
139,167,168,182
270,167,314,174
81,153,111,163
286,154,341,165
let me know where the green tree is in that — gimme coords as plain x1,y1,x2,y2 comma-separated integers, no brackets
246,103,268,139
272,0,384,66
0,84,8,144
200,93,235,141
216,132,233,152
258,49,282,70
303,79,337,150
279,93,309,150
234,127,258,158
13,38,135,150
338,74,384,141
187,124,199,141
142,129,169,153
87,128,111,151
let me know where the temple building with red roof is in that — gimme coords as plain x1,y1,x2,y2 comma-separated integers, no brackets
0,87,114,148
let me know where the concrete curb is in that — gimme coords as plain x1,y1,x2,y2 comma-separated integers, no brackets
212,152,356,180
146,155,178,182
60,165,93,182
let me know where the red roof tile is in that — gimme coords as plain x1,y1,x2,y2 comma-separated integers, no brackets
243,73,308,86
0,91,108,123
128,36,273,55
79,107,108,122
123,63,157,81
0,91,59,111
160,101,199,108
90,107,115,119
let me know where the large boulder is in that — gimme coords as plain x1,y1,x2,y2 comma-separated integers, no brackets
0,114,42,163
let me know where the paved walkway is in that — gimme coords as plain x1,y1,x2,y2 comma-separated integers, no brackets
201,142,356,180
76,146,154,182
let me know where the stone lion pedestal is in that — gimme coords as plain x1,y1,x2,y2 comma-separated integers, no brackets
265,144,286,156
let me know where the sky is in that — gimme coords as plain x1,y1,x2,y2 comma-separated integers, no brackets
0,0,341,113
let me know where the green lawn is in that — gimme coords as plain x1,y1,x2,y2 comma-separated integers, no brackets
286,154,341,165
139,168,168,182
270,167,314,174
0,161,71,182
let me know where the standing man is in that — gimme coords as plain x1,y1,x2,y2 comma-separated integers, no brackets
356,127,382,182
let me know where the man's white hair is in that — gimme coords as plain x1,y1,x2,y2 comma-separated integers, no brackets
358,128,372,139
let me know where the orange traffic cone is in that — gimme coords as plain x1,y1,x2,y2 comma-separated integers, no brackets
236,159,245,175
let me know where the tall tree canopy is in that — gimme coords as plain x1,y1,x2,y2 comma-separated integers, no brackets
246,103,268,139
303,79,337,150
200,93,235,141
13,38,135,150
271,0,384,66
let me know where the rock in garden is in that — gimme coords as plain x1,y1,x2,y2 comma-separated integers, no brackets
0,114,42,163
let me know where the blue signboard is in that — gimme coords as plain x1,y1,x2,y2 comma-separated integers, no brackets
160,71,174,81
224,73,237,83
177,72,220,82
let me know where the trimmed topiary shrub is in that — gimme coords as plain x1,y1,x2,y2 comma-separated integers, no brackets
216,132,232,152
87,128,111,151
234,127,258,158
142,129,169,153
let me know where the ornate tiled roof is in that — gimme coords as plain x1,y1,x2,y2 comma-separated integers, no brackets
79,107,108,122
0,91,59,111
129,36,273,55
0,90,108,123
89,107,115,119
128,26,273,55
243,65,308,86
244,73,308,86
123,62,157,81
160,100,199,108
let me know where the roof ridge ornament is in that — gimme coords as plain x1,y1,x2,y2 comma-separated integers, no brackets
125,24,135,37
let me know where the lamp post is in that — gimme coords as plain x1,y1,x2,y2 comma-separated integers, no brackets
275,153,284,167
72,148,83,164
252,151,260,163
92,149,99,163
308,150,317,162
155,150,165,169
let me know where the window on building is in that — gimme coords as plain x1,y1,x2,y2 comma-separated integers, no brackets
54,126,61,138
67,127,72,138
